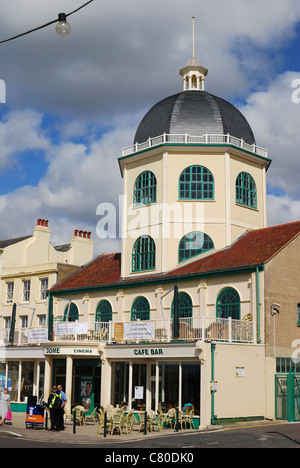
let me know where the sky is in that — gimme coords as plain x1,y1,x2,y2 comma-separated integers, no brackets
0,0,299,256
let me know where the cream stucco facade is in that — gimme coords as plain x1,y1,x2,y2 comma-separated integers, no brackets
119,144,269,279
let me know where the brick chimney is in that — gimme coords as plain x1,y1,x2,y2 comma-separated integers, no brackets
70,228,93,265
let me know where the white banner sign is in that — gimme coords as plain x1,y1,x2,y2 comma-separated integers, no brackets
54,322,88,336
123,322,155,340
28,328,49,344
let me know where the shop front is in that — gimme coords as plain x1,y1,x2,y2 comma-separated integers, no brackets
0,346,45,412
43,343,104,414
104,342,207,427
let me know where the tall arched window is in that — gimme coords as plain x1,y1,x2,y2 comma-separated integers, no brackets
96,300,112,323
216,288,240,320
132,236,156,272
131,297,150,321
179,165,214,200
64,302,79,322
133,171,157,206
178,231,214,263
172,292,193,320
236,172,257,209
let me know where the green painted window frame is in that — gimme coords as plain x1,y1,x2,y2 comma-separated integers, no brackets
96,300,113,323
297,304,300,327
216,288,240,320
133,171,157,207
63,302,79,322
179,165,214,200
131,296,150,321
236,171,257,209
171,292,193,320
276,357,300,373
178,231,214,263
132,235,156,272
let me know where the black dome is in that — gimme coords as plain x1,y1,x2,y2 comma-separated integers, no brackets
134,91,255,146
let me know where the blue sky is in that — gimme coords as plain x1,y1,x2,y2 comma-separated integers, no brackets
0,0,299,255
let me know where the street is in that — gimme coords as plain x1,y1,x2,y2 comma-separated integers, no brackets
0,422,299,450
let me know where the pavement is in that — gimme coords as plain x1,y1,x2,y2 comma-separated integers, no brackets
0,411,201,445
0,411,285,446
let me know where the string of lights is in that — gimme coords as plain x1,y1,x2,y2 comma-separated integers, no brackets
0,0,94,44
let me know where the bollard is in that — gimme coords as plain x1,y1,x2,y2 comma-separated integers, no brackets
144,411,147,435
73,410,76,434
45,410,48,431
175,408,179,432
104,411,107,438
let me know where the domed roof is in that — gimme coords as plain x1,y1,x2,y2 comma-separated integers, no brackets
134,90,256,146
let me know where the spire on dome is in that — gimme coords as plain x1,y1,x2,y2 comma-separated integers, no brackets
179,17,208,91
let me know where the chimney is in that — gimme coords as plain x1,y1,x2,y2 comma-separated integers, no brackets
37,219,49,227
73,230,92,239
70,229,93,265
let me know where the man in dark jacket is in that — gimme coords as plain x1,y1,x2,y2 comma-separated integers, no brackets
47,385,61,431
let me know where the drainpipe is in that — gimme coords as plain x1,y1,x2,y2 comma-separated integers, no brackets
211,343,216,425
256,267,261,344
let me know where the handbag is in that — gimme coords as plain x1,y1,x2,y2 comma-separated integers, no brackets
6,409,12,421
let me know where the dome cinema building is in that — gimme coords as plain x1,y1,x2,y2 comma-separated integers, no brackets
46,52,300,427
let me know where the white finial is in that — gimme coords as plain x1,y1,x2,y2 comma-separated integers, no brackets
179,18,208,92
192,16,195,59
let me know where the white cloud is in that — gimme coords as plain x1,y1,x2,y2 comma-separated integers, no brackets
0,109,49,172
0,117,134,255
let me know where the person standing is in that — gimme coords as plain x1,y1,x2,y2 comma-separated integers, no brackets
57,384,68,431
47,385,60,432
0,388,11,426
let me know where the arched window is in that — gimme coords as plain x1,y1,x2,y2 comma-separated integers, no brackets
132,236,156,272
96,300,112,323
131,297,150,321
236,172,257,209
179,231,214,263
179,165,214,200
64,302,79,322
133,171,157,206
216,288,240,320
172,292,193,320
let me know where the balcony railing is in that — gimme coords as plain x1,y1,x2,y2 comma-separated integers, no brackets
121,133,268,159
0,317,256,346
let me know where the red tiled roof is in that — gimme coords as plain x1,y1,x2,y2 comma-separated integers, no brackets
50,221,300,293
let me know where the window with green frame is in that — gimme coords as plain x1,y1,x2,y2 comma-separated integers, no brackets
179,165,214,200
133,171,157,206
64,302,79,322
96,300,112,323
132,235,156,272
236,172,257,209
216,288,240,320
178,231,214,263
298,304,300,327
172,292,193,320
131,297,150,321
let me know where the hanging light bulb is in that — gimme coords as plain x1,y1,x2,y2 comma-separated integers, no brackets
55,13,71,37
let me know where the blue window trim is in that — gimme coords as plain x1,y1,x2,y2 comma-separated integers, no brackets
216,288,240,320
178,231,214,263
133,171,157,207
132,236,156,272
131,296,150,321
96,300,113,323
236,171,257,209
179,165,214,200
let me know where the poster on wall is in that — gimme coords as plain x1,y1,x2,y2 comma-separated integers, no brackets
80,376,94,415
124,322,155,340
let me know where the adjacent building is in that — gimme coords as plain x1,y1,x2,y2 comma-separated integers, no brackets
0,219,93,407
